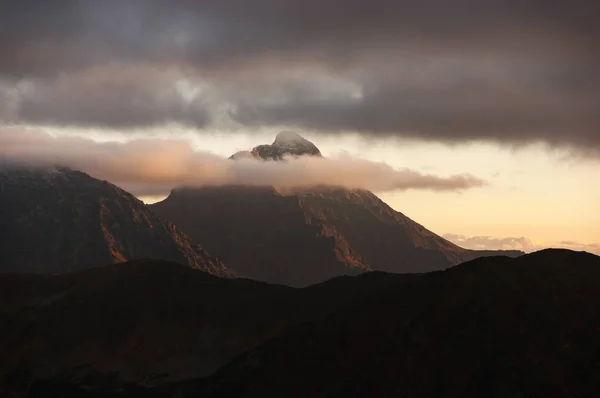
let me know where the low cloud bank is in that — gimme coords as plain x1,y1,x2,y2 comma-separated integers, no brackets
444,233,600,255
0,128,485,196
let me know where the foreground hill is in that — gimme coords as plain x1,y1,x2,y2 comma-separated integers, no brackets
153,131,522,287
0,261,410,397
0,166,228,276
187,249,600,398
22,249,600,397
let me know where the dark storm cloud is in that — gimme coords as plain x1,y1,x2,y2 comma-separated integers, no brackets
2,0,598,75
229,61,600,149
1,0,599,147
11,65,212,128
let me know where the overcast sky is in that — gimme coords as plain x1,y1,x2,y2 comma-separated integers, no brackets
1,0,599,253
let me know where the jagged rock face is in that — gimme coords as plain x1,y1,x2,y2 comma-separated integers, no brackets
0,166,229,276
249,131,322,160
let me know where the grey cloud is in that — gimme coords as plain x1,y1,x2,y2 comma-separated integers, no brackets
2,65,212,128
0,128,485,196
229,60,600,150
2,0,598,76
1,1,599,149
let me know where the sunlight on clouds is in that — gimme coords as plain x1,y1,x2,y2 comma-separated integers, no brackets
0,127,484,197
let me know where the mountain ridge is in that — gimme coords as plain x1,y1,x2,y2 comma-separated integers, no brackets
0,165,230,276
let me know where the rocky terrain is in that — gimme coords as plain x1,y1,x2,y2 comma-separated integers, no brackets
20,249,600,398
0,166,229,276
153,132,522,286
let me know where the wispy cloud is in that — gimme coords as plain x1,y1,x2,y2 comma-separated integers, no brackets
0,128,485,196
444,233,600,255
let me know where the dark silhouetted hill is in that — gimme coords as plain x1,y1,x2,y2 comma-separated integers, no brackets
23,250,600,398
0,260,409,397
186,249,600,398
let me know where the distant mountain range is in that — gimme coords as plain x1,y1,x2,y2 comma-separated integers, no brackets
6,249,598,398
152,132,523,286
0,166,229,277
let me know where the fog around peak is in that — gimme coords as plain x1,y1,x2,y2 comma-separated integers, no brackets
0,128,485,196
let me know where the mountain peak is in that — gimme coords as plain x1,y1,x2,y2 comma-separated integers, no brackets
230,131,322,161
273,131,309,146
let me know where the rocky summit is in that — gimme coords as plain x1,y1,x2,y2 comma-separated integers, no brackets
0,166,229,276
229,131,322,160
153,132,522,287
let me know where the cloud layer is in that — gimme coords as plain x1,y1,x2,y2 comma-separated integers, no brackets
2,65,211,128
0,128,485,196
1,1,599,150
444,233,600,255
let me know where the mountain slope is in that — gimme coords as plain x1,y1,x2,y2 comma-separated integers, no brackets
152,132,522,286
0,261,410,397
153,185,372,287
0,166,229,276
